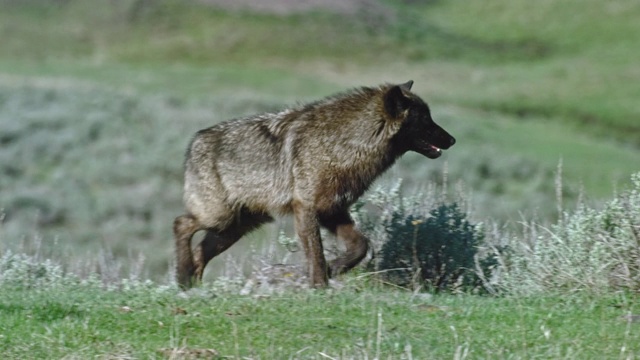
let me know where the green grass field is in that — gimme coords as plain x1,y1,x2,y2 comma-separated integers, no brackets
1,1,640,357
1,272,639,359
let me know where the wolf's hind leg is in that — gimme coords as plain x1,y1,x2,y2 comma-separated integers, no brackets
174,214,204,289
192,211,273,282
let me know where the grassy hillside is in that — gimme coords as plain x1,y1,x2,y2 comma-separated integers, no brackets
1,3,639,357
2,0,639,143
0,0,638,276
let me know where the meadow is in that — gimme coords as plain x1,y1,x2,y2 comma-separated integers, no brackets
1,272,639,358
1,0,639,358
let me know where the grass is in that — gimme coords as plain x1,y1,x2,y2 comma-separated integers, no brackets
1,2,640,357
1,279,639,359
2,0,640,146
419,0,640,141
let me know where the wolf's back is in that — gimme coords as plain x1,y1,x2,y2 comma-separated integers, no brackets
184,111,296,215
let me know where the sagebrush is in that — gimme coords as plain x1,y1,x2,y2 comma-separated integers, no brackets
498,172,640,295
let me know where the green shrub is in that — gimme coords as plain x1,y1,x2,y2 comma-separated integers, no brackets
377,203,489,292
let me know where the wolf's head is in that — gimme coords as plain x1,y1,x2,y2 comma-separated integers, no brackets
384,80,456,159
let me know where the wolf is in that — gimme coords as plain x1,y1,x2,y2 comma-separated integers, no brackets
173,80,455,289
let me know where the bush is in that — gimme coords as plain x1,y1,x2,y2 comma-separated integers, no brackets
498,172,640,295
377,203,490,292
0,251,65,290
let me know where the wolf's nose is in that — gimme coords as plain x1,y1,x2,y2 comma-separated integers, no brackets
449,137,456,147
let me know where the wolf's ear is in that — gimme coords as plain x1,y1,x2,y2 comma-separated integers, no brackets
384,83,412,120
400,80,414,91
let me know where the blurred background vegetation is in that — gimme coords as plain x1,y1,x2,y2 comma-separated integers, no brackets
0,0,638,279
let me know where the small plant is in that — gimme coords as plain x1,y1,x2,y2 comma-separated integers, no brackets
498,172,640,295
378,203,489,292
0,251,65,290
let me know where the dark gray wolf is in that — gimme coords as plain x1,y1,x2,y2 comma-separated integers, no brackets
174,80,455,289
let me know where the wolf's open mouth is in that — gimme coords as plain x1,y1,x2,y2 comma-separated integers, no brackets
425,144,442,159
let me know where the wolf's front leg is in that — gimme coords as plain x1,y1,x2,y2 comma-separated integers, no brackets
293,203,328,288
318,211,369,277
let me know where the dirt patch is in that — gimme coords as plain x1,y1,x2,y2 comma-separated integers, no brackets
198,0,386,15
